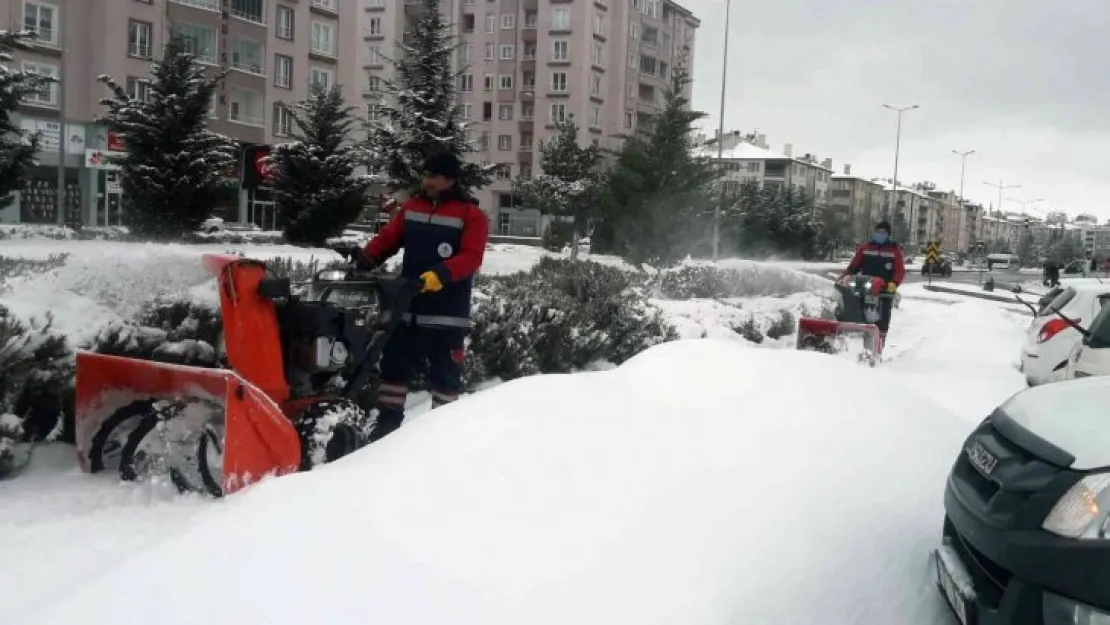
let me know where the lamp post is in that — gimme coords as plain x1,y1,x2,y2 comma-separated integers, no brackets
983,180,1020,215
711,0,732,261
1007,197,1044,215
883,104,918,240
952,149,974,253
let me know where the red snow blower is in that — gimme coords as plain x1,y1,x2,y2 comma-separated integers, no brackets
795,275,893,367
74,251,420,497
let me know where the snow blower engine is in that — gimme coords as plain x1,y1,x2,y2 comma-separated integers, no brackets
795,275,893,367
72,251,421,497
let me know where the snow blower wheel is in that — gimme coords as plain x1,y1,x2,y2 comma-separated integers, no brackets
294,398,375,471
196,422,225,497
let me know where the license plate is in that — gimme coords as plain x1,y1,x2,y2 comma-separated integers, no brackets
936,549,975,625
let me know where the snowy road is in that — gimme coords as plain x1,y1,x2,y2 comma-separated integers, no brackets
0,279,1031,625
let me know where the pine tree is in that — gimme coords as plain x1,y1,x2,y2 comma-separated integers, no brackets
598,49,719,266
364,0,491,195
1016,231,1036,267
269,85,373,246
511,116,605,260
98,36,238,238
0,31,52,209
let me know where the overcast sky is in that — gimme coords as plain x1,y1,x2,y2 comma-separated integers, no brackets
682,0,1110,221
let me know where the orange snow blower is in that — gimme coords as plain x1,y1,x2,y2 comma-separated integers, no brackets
74,251,420,496
795,275,893,367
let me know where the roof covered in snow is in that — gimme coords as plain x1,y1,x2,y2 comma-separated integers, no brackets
693,140,833,171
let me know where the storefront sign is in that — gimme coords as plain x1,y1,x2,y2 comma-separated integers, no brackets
85,149,123,170
19,118,86,154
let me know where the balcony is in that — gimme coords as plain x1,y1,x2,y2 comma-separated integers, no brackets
169,0,219,11
229,0,266,24
311,0,340,14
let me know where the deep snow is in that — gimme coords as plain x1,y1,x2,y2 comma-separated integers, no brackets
0,238,1034,624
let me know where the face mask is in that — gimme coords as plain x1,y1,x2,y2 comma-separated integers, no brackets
872,232,888,244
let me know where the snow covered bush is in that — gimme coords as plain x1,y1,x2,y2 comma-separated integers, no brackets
88,300,223,367
655,261,829,299
464,257,677,384
0,305,73,475
0,253,68,289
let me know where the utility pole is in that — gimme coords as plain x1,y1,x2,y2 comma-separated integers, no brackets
952,149,974,253
883,104,918,240
983,180,1019,216
711,0,732,261
1007,197,1043,215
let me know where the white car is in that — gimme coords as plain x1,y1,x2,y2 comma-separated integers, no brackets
1020,283,1110,385
1065,295,1110,380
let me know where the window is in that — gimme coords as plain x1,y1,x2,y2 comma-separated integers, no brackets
628,53,637,68
522,71,535,89
589,105,601,128
642,25,659,47
639,54,656,73
482,101,492,121
229,87,264,126
495,164,511,180
208,93,218,119
623,111,634,129
521,102,534,119
366,0,385,7
501,14,514,29
273,104,294,136
483,72,494,91
643,0,659,18
128,20,152,58
498,103,513,120
484,42,495,60
366,45,383,64
368,17,382,35
592,43,604,66
590,73,602,96
550,71,567,92
460,103,472,119
274,54,293,88
366,103,382,121
173,23,217,64
485,14,495,33
310,67,333,90
499,44,514,60
627,82,636,98
520,165,532,178
630,24,639,39
520,134,533,151
593,15,605,36
549,102,566,123
231,38,264,75
499,74,513,89
552,8,569,29
460,44,472,62
367,75,382,91
551,40,568,60
498,135,512,151
459,73,474,91
310,21,336,56
126,77,150,103
523,45,536,60
462,14,475,32
310,0,338,12
23,2,58,46
524,11,537,28
276,5,294,39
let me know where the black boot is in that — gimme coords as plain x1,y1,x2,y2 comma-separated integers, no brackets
368,408,404,443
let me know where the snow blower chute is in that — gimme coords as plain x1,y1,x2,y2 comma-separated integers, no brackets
795,275,893,367
74,252,420,496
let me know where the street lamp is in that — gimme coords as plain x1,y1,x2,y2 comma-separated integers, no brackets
1008,197,1044,215
952,149,974,252
984,180,1020,215
883,104,918,239
710,0,732,261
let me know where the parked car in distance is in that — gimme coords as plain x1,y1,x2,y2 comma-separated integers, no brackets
1020,282,1110,385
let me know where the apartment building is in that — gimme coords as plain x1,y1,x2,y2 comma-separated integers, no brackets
695,131,834,203
364,0,700,236
0,0,360,228
829,165,884,238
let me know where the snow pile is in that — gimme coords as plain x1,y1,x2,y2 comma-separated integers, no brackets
14,339,967,625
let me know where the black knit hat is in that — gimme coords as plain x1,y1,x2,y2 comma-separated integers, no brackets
423,152,461,180
874,220,892,233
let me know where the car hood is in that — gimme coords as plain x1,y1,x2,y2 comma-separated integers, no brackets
999,377,1110,470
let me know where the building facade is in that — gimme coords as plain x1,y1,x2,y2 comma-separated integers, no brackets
829,165,884,240
695,131,834,204
365,0,700,236
0,0,360,227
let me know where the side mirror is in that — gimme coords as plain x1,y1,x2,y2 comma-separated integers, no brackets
258,277,292,300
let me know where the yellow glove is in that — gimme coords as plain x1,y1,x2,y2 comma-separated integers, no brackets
886,282,898,293
419,270,444,293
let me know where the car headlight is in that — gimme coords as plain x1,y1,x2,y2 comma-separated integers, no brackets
1042,473,1110,538
1043,590,1110,624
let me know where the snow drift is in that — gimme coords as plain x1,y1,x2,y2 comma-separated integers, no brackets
15,339,972,625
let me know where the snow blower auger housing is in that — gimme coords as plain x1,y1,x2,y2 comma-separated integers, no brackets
74,251,420,497
795,275,893,367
